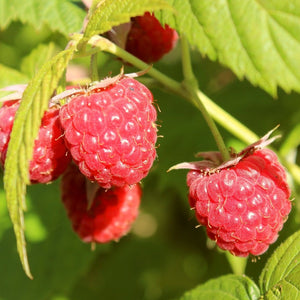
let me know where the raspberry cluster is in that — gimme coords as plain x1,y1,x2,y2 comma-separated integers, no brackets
0,11,177,246
0,75,157,244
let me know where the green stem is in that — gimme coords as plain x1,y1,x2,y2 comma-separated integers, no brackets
225,252,248,275
180,35,230,161
88,36,185,93
87,36,259,147
181,36,198,89
88,36,231,160
197,90,259,144
192,91,230,161
87,36,259,146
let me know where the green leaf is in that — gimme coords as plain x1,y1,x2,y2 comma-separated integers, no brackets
259,230,300,299
20,43,58,78
160,0,300,96
84,0,171,38
179,274,260,300
0,0,85,36
3,45,76,279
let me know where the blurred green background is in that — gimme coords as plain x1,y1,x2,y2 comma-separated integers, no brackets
1,13,300,300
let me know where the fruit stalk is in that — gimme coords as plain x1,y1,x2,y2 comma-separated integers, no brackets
180,35,230,161
225,252,248,275
197,90,259,144
87,36,186,97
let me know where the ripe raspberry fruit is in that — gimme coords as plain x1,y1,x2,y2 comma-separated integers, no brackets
0,100,71,184
171,130,291,257
125,12,178,63
61,164,141,243
59,76,157,189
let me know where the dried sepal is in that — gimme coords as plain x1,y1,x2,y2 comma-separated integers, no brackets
53,67,151,104
0,84,27,102
168,160,217,172
169,126,281,173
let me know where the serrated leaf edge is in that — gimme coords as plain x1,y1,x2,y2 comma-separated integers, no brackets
259,230,300,295
3,44,77,279
84,0,172,38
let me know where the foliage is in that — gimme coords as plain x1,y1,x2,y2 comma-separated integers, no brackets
158,0,300,96
0,0,300,299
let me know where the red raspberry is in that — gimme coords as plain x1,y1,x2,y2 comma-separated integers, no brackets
125,12,178,63
59,77,157,189
0,100,71,184
187,148,291,257
61,164,141,243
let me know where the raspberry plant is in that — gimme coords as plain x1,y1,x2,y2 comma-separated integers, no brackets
0,0,300,299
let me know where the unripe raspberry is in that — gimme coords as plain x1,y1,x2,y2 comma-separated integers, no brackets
61,163,141,243
187,148,291,257
0,100,71,183
125,12,178,63
59,77,157,189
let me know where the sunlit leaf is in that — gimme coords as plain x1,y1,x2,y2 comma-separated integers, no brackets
179,274,260,300
84,0,171,38
0,0,85,36
259,230,300,299
3,44,76,278
159,0,300,96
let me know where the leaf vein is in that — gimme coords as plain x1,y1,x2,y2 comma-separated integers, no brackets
266,19,300,84
225,0,265,81
254,0,300,44
187,0,217,54
263,234,300,291
283,277,300,291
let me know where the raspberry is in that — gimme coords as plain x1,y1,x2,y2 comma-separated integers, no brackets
0,100,71,184
170,129,292,257
125,12,178,63
59,76,157,189
61,163,141,243
187,148,291,257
